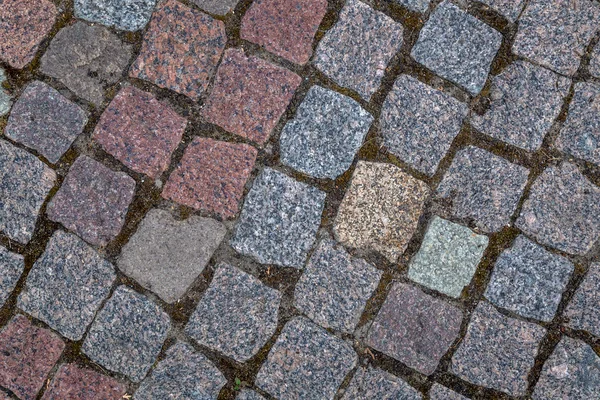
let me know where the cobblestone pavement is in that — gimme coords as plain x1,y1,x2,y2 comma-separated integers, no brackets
1,0,600,399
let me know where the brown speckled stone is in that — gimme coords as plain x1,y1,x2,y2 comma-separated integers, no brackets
564,263,600,337
240,0,328,65
203,48,301,145
130,0,226,100
163,137,257,219
93,86,187,178
0,315,64,400
0,0,57,69
42,364,126,400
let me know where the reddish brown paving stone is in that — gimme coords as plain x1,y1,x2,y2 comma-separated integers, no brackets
0,0,57,69
203,48,302,145
93,86,187,178
0,315,64,400
162,137,257,219
42,364,126,400
129,0,226,100
240,0,328,65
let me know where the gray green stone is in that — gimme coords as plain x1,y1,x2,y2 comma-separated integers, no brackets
74,0,157,31
393,0,431,13
0,246,24,308
0,68,11,116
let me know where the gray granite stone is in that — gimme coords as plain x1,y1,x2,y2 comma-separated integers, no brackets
186,263,281,362
476,0,525,22
231,168,325,268
471,61,570,151
192,0,239,15
394,0,431,13
451,301,546,396
556,82,600,167
5,81,88,163
82,286,170,382
256,317,357,400
135,342,226,400
532,336,600,400
485,235,573,322
409,217,488,298
564,263,600,337
0,246,24,308
516,162,600,255
0,139,56,244
40,22,132,105
437,146,529,233
237,390,266,400
280,85,373,179
380,75,468,176
0,67,11,116
429,384,468,400
18,231,116,341
411,1,502,95
367,282,463,375
342,366,421,400
590,43,600,78
74,0,157,31
294,237,382,333
513,0,600,76
313,0,403,100
118,209,226,304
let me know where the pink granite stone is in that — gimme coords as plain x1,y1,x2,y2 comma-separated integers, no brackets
42,364,126,400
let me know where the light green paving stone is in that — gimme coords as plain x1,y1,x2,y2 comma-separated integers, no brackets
409,217,488,297
0,68,11,116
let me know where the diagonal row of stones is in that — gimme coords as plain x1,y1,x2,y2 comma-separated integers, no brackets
1,0,600,399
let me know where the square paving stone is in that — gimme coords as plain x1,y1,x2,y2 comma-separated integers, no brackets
380,74,468,176
476,0,525,22
0,246,24,308
82,286,170,382
42,363,126,400
118,209,226,303
471,61,570,151
429,384,468,400
192,0,240,15
512,0,600,76
17,231,116,340
294,237,382,333
313,0,404,100
0,68,11,117
367,282,463,375
135,342,226,400
241,0,327,65
335,161,430,262
590,43,600,78
186,263,281,362
0,0,57,69
231,168,326,268
436,146,529,233
394,0,431,13
47,156,136,247
40,22,133,106
93,86,187,178
256,317,357,400
6,81,88,164
0,140,56,244
0,315,64,400
162,137,257,219
516,162,600,255
485,235,573,322
130,0,226,100
532,336,600,400
203,48,301,145
74,0,157,31
564,263,600,337
280,85,373,179
556,82,600,167
451,301,546,396
341,366,422,400
411,1,502,95
237,390,266,400
409,217,488,298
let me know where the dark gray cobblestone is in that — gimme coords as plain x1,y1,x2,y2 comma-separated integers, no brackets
0,246,24,308
564,263,600,337
590,43,600,78
476,0,525,22
74,0,157,31
341,366,422,400
429,384,468,400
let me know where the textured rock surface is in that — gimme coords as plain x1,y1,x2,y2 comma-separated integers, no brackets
0,68,11,116
82,286,170,382
231,168,325,268
256,317,357,400
380,75,468,176
334,161,430,262
451,301,546,396
437,146,529,233
42,364,126,400
341,367,422,400
516,162,600,255
411,1,502,95
367,282,463,375
590,43,600,78
429,384,468,400
485,235,573,321
237,390,266,400
280,85,373,179
0,140,56,244
476,0,525,22
186,263,281,362
0,246,24,308
130,0,226,99
192,0,239,15
74,0,157,31
314,0,403,100
564,263,600,337
394,0,431,13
